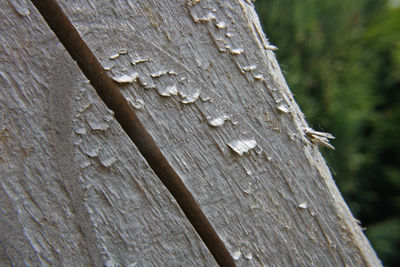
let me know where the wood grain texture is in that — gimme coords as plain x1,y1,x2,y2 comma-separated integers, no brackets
0,1,215,265
1,0,381,266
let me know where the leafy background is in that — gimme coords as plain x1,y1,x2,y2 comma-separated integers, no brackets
255,0,400,265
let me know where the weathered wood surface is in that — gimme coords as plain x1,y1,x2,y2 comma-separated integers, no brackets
0,1,215,266
0,0,381,266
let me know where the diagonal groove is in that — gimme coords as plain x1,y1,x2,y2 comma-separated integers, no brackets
29,0,235,266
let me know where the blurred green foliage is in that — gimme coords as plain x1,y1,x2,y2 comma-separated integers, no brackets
255,0,400,265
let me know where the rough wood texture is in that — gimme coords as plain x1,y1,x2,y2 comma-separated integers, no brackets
0,1,214,266
1,0,381,266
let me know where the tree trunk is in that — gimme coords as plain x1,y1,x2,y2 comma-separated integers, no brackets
0,0,381,266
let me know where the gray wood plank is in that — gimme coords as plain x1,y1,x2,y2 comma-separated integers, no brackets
0,1,216,265
58,0,380,266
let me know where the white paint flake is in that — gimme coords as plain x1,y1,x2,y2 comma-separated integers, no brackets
150,70,169,78
228,139,257,156
193,12,216,23
99,156,117,168
179,89,200,104
229,47,244,55
80,160,91,169
109,53,120,60
277,104,290,113
232,250,242,261
158,85,178,97
242,65,257,72
85,148,100,158
207,115,229,127
10,0,30,16
264,44,279,51
298,202,308,209
87,120,109,131
74,127,86,135
78,102,92,113
127,98,145,110
109,49,128,59
244,253,253,260
131,58,151,65
137,77,156,89
112,73,138,84
215,21,227,29
186,0,200,6
179,77,188,83
118,49,128,54
253,74,264,81
200,94,212,102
